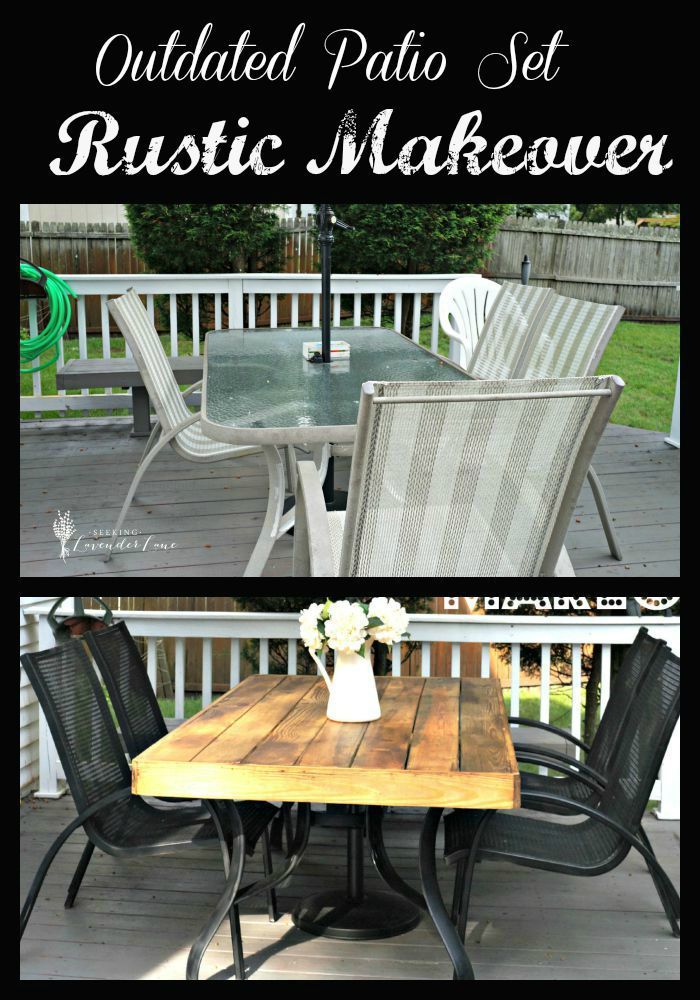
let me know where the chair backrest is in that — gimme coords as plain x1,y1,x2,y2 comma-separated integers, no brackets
587,627,667,774
438,276,501,368
20,643,130,815
466,282,552,380
339,374,624,576
108,289,191,434
599,643,680,833
85,621,168,758
514,292,624,379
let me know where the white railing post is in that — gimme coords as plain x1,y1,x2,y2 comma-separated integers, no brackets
665,358,680,448
655,721,680,820
227,276,245,328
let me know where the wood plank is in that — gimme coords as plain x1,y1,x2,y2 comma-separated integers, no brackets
244,680,329,765
460,679,517,775
351,677,425,770
131,758,519,809
143,675,284,762
20,797,680,981
193,675,316,763
407,677,460,772
19,421,680,579
298,677,391,767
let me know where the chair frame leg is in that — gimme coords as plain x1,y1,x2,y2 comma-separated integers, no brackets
453,811,494,946
261,828,280,923
419,808,477,981
64,839,96,909
637,826,680,932
587,466,623,561
188,803,312,981
21,787,130,940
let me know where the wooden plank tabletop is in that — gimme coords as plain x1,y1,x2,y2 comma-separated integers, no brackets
131,676,520,810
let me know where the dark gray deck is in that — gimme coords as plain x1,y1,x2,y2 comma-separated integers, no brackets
20,796,680,981
20,419,680,577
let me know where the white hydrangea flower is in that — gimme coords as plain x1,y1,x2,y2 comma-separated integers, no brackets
367,597,409,645
325,600,369,656
299,603,325,652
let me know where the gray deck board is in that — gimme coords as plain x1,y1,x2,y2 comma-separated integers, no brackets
20,419,680,577
20,797,680,981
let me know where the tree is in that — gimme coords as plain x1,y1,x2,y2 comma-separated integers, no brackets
126,203,283,273
514,204,569,219
571,204,680,226
125,203,283,335
326,204,512,336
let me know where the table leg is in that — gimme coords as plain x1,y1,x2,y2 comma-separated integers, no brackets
292,805,421,940
419,808,488,981
243,445,286,577
246,444,330,573
130,386,152,437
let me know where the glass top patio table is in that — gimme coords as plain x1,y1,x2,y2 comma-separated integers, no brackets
201,326,471,445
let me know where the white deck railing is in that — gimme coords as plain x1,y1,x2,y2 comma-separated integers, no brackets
21,273,466,414
22,605,680,819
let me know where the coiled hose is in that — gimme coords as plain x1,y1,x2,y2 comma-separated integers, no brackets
20,261,76,374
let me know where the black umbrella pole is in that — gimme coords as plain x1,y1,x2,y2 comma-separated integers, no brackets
320,233,332,363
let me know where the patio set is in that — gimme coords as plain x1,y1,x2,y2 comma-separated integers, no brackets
20,617,680,980
96,276,627,577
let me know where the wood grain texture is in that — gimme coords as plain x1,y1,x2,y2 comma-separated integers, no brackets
131,677,520,810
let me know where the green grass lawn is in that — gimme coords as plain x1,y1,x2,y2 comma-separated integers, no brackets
595,321,679,432
22,318,679,433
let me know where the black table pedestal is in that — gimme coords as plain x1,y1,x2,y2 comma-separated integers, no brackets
291,807,421,940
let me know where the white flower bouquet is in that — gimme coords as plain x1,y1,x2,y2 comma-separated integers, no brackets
299,598,410,657
298,599,410,722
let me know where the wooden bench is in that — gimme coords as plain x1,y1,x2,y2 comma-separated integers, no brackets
55,357,203,436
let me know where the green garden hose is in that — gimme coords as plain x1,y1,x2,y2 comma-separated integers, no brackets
20,261,76,374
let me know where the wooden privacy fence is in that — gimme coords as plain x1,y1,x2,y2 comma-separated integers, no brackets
20,214,681,327
487,217,680,320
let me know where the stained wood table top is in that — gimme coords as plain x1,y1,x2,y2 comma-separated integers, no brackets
131,675,520,810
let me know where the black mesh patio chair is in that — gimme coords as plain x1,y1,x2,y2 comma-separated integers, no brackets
440,643,681,965
19,641,279,977
84,620,282,924
509,627,665,808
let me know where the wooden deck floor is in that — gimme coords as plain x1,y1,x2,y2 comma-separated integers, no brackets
20,419,680,577
20,796,680,981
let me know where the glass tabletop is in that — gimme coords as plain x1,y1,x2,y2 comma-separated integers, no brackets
202,326,471,445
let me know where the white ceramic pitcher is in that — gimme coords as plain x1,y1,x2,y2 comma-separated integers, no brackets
310,644,381,723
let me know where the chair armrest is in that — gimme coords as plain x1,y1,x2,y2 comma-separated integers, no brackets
181,379,203,399
514,752,605,794
293,461,335,576
512,743,605,785
509,717,592,754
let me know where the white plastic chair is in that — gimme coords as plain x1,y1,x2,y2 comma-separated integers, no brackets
293,375,624,577
438,275,501,369
105,289,261,560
